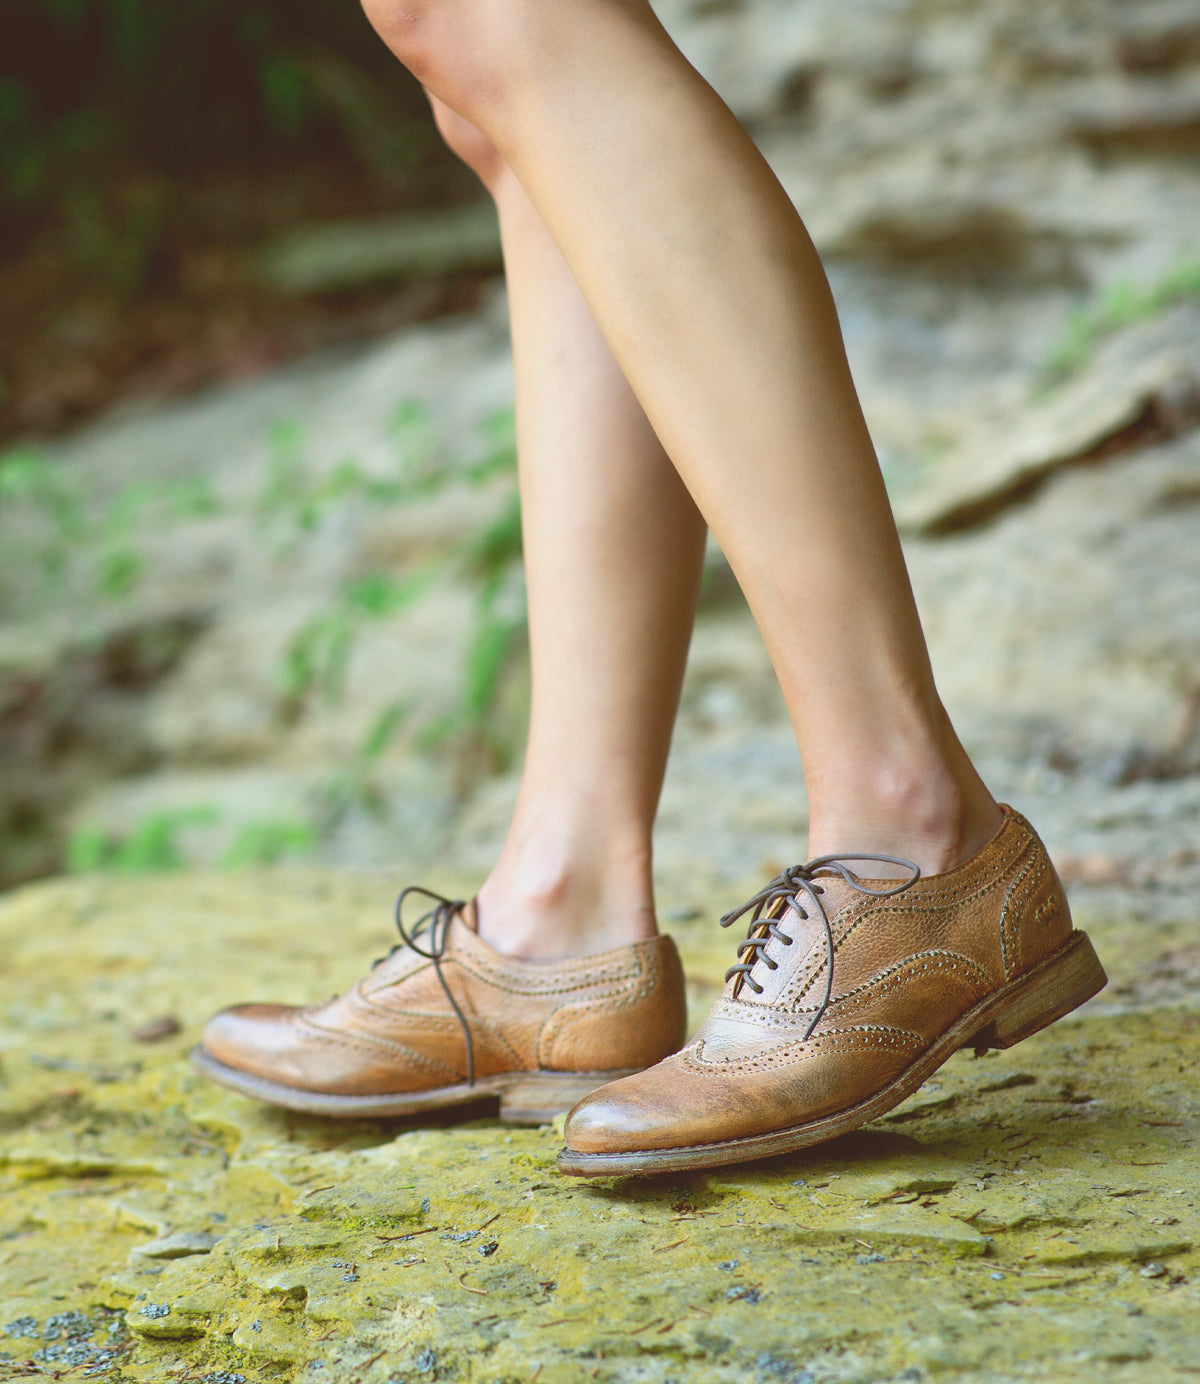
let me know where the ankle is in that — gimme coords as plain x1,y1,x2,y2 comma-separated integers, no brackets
475,836,658,962
806,766,1002,879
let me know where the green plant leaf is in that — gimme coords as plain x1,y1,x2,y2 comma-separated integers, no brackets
360,699,407,762
66,826,113,873
222,817,316,868
97,548,143,598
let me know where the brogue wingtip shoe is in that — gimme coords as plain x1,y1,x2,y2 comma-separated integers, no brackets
192,891,689,1126
559,807,1107,1177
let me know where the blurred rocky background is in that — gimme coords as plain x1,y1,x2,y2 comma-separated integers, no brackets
2,0,1198,909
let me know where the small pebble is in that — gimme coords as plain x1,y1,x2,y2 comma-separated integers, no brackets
856,1253,887,1265
479,1241,499,1257
717,1260,739,1271
990,1272,1006,1281
1140,1263,1167,1279
139,1305,170,1320
133,1231,220,1260
131,1015,181,1042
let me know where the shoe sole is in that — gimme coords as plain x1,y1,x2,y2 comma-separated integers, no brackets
188,1047,639,1126
557,929,1107,1177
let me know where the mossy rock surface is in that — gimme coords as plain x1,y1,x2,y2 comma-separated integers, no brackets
1,872,1199,1383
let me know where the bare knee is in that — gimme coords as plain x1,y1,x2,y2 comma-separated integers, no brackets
361,0,495,108
360,0,550,129
428,93,509,192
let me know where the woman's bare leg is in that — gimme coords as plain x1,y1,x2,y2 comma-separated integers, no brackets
367,0,1001,876
429,98,707,960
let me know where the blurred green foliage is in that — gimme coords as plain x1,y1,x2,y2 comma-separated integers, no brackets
67,806,317,872
271,403,526,795
2,0,432,257
222,815,316,868
67,805,218,873
1044,258,1200,381
0,442,225,610
5,401,524,878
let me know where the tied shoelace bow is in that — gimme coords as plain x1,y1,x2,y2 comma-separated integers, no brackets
372,884,476,1086
720,854,921,1040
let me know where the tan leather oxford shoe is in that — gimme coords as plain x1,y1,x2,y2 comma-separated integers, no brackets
192,887,686,1125
559,807,1106,1175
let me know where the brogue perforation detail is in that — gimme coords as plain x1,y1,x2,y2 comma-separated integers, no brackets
454,946,646,997
296,1015,462,1080
999,844,1044,980
684,1023,925,1075
819,950,993,1027
536,962,664,1069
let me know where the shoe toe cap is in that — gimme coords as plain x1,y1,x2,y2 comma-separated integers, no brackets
563,1061,713,1154
200,1003,300,1075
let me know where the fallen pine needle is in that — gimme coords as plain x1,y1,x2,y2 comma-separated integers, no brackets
376,1225,441,1242
445,1260,488,1295
625,1318,663,1336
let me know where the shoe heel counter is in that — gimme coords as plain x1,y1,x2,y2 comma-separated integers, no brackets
1000,826,1074,981
538,935,688,1072
651,935,689,1056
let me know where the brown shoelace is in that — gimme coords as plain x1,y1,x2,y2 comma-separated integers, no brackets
721,854,921,1039
374,885,476,1086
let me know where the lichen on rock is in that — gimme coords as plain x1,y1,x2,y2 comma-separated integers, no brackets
2,872,1199,1382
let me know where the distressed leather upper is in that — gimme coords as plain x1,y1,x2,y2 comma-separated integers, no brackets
201,902,686,1095
565,807,1072,1154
